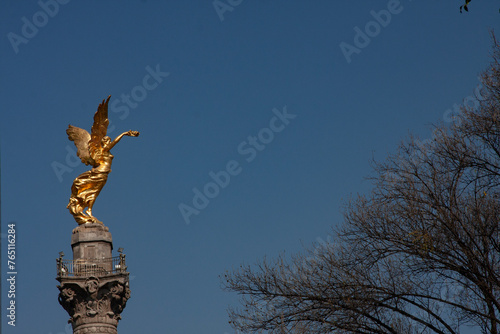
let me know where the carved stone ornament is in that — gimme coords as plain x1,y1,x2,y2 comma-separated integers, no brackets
57,274,130,333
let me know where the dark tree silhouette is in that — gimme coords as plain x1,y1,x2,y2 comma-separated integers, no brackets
223,35,500,334
460,0,500,13
460,0,472,13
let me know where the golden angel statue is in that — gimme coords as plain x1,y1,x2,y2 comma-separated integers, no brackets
66,96,139,225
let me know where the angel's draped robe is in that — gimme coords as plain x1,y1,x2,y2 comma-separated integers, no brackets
67,152,113,224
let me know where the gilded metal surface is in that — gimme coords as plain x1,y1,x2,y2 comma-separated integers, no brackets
67,96,139,224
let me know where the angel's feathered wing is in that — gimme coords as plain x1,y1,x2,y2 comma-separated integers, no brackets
67,125,95,166
66,96,111,166
88,96,110,160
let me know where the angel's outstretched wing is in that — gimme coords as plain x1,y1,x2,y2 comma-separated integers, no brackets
88,96,111,159
66,125,94,166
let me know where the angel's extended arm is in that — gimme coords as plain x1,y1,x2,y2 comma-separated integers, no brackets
105,130,140,151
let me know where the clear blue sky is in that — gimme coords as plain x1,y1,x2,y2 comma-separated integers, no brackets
1,1,499,333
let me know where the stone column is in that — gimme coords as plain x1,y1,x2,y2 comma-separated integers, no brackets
57,223,130,334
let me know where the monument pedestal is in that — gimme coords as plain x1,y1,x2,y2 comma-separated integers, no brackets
71,223,112,261
57,223,130,334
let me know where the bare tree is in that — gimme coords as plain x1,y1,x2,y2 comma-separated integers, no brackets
222,35,500,334
459,0,500,13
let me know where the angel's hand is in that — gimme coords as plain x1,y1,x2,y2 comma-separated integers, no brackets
127,130,140,137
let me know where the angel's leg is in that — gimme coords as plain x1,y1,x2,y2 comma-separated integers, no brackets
85,200,94,218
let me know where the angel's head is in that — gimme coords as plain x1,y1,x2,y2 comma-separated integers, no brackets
101,136,111,148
